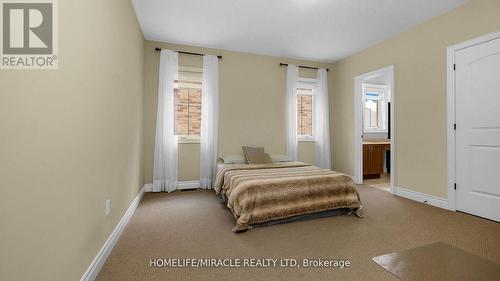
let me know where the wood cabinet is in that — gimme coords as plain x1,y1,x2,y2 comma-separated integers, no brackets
363,143,385,179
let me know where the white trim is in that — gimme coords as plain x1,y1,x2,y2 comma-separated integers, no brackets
446,30,500,212
297,77,318,84
177,136,201,144
298,136,316,142
354,76,363,184
144,183,153,192
354,65,395,195
80,186,145,281
446,42,457,211
144,180,201,192
177,180,201,189
448,30,500,52
393,186,449,210
363,83,388,90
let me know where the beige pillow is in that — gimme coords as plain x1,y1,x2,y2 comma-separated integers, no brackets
242,146,273,164
218,154,247,164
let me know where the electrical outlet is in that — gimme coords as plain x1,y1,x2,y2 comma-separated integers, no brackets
105,199,111,216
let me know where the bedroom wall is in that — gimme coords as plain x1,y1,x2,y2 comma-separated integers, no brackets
143,40,329,182
329,0,500,198
0,1,144,281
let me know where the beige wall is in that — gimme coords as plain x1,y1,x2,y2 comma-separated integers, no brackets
298,141,316,165
143,41,329,182
0,1,144,281
329,0,500,198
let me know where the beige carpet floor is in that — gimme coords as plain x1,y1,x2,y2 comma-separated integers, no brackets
96,185,500,281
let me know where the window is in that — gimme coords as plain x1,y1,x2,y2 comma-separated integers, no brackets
174,67,202,142
363,84,388,133
297,88,313,137
296,79,316,141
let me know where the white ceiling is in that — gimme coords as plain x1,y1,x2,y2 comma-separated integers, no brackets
132,0,468,62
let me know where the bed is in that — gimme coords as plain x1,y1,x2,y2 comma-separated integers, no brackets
214,162,363,232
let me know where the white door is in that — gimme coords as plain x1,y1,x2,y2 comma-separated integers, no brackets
455,37,500,222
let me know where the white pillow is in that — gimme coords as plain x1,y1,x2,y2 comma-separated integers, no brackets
270,154,291,162
219,154,247,164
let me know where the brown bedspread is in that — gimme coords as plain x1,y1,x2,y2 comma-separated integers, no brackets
214,162,362,232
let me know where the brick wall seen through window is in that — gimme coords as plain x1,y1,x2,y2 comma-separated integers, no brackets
297,88,313,136
174,70,202,136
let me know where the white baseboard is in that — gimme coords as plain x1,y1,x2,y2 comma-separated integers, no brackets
177,180,201,189
144,180,200,192
144,183,153,192
80,185,146,281
393,186,449,210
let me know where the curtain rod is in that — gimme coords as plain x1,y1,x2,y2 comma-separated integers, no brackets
279,63,329,72
154,47,222,59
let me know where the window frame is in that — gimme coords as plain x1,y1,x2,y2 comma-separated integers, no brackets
175,66,203,144
362,83,388,133
297,78,317,142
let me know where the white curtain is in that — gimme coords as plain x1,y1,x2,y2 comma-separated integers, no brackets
314,68,332,169
152,50,178,192
199,55,219,189
286,65,299,161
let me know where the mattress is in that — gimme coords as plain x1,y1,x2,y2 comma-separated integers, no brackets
214,162,362,232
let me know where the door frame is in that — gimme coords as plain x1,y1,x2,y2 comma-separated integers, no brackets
354,65,395,194
446,30,500,211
